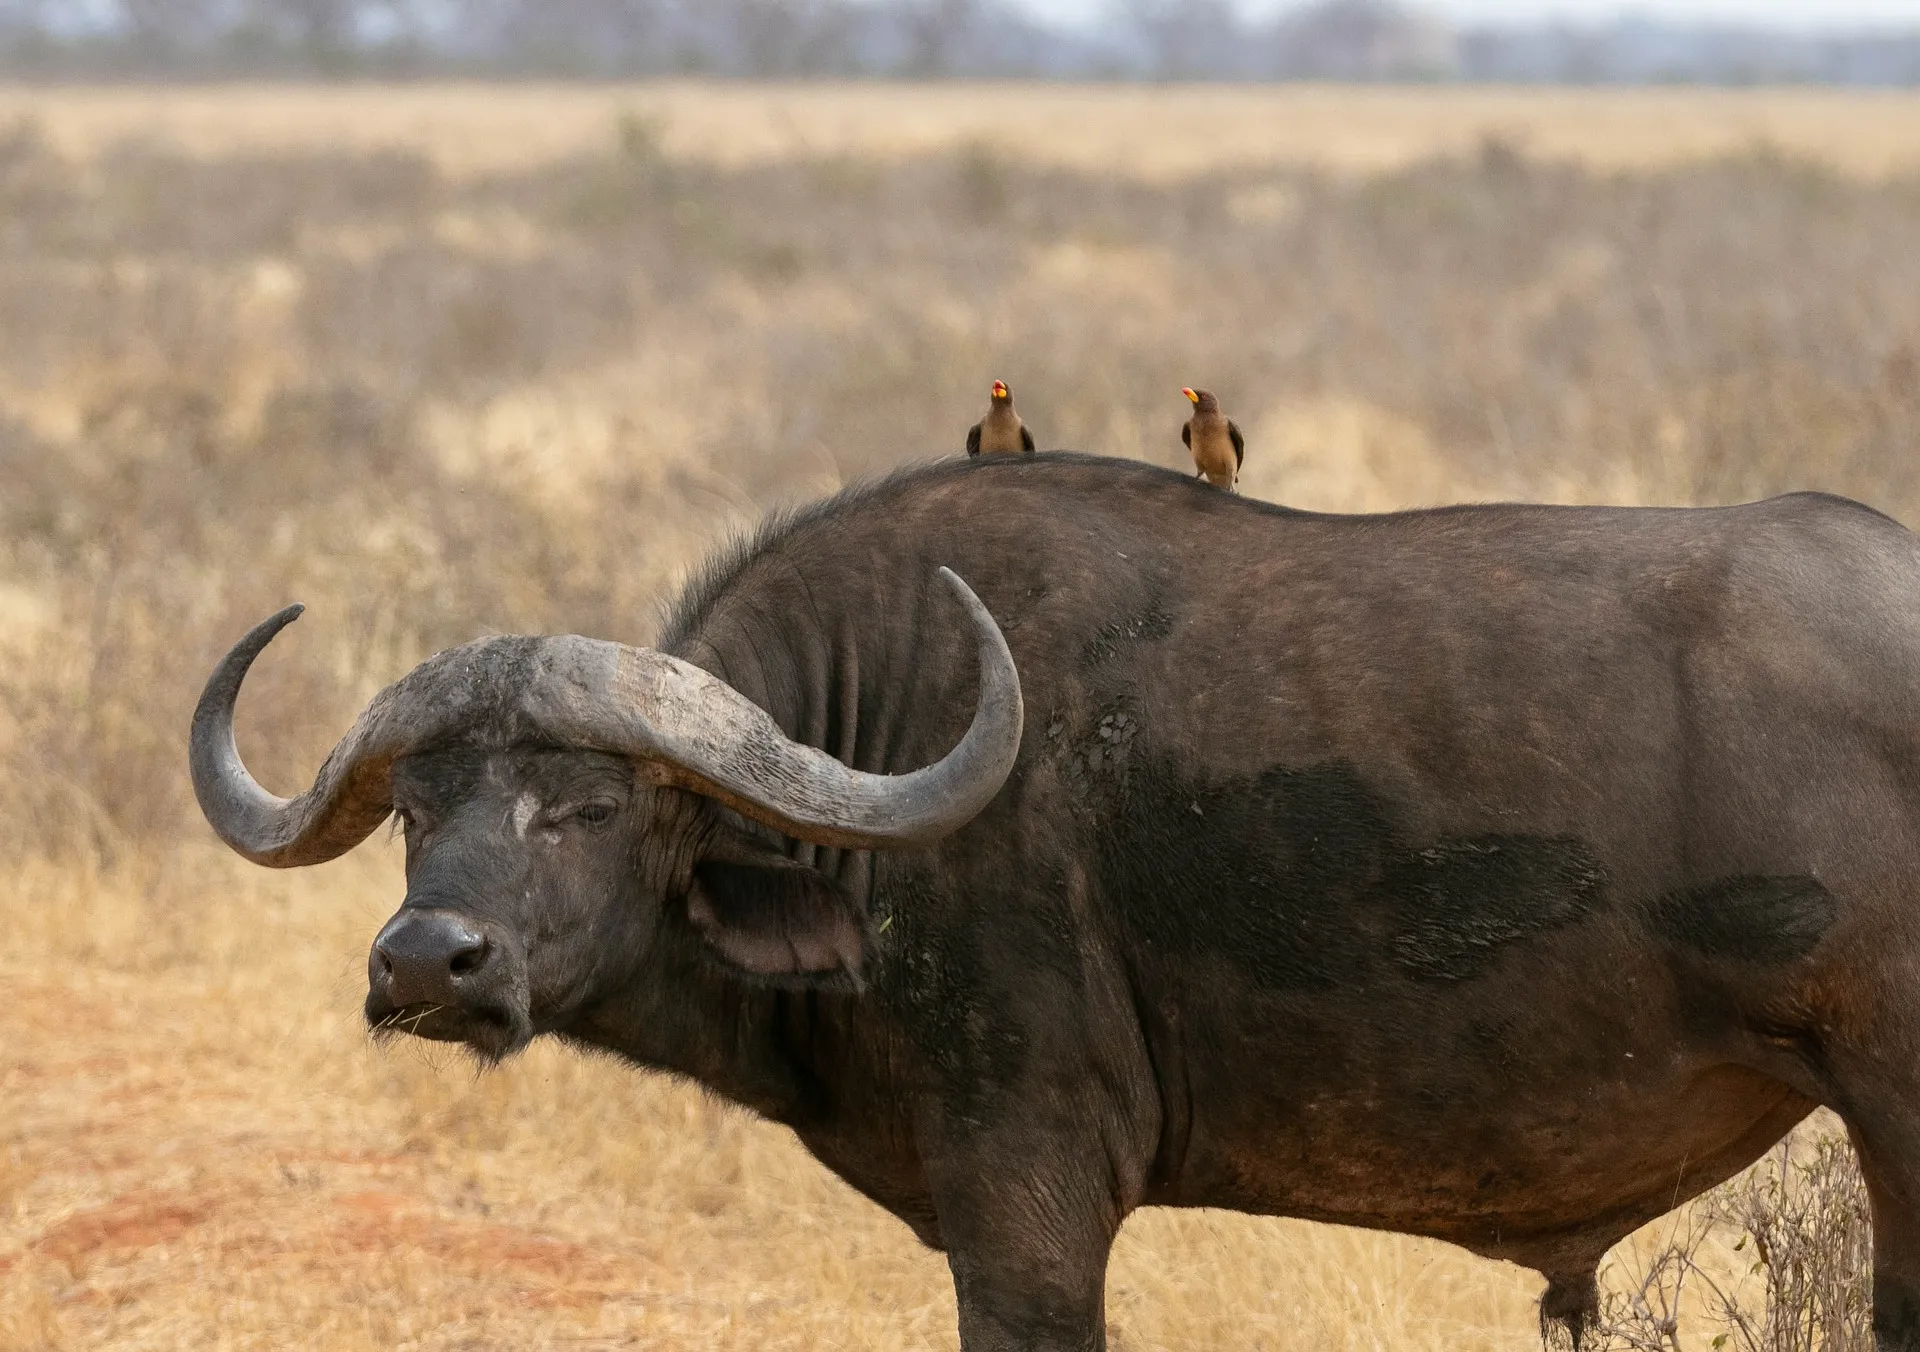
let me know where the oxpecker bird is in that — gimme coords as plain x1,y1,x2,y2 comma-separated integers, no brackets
966,380,1035,456
1182,387,1244,491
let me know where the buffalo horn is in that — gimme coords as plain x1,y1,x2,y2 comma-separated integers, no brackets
188,569,1023,864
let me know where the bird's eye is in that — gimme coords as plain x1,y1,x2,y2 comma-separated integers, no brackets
573,801,616,827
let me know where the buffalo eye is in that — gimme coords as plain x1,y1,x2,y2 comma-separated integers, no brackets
572,801,617,827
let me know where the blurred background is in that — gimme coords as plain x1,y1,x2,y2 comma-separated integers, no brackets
9,0,1920,82
3,2,1920,1347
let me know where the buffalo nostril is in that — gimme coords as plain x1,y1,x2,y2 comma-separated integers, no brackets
370,911,491,1007
447,937,489,979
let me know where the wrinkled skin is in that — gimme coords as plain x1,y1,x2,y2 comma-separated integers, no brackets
368,748,667,1058
233,455,1920,1351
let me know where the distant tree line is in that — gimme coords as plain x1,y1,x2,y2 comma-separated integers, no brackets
3,0,1919,84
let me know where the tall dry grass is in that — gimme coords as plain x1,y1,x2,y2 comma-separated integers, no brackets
2,86,1917,1348
14,84,1920,179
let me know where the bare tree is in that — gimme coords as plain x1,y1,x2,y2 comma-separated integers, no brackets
895,0,975,77
1264,0,1461,80
722,0,861,77
1111,0,1244,80
476,0,666,77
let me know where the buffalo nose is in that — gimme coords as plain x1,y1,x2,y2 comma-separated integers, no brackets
371,911,491,1008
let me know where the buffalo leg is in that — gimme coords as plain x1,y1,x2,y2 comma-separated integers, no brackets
1538,1268,1600,1350
1823,1026,1920,1352
1843,1115,1920,1351
926,1137,1125,1351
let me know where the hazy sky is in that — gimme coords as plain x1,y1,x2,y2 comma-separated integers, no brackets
1027,0,1920,25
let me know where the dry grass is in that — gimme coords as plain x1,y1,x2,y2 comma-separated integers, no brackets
0,853,1558,1350
1598,1131,1873,1352
9,83,1920,179
2,85,1914,1347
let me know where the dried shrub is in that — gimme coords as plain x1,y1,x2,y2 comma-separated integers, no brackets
1599,1126,1873,1352
6,125,1920,889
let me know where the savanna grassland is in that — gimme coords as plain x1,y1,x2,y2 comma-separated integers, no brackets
2,83,1918,1350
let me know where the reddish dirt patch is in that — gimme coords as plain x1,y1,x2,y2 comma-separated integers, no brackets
273,1147,409,1170
335,1207,604,1277
34,1191,212,1264
335,1188,413,1218
328,1192,644,1306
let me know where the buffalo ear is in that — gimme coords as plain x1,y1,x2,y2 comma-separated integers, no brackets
686,848,864,984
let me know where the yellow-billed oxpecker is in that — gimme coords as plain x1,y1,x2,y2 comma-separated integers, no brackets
966,380,1036,456
1182,387,1244,491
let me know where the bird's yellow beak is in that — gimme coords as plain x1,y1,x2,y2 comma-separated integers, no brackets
1182,387,1199,404
991,381,1007,397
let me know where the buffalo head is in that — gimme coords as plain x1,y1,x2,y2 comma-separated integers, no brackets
188,569,1022,1060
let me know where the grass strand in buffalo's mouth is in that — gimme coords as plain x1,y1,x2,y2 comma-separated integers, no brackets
369,1001,455,1040
394,1003,444,1035
368,999,529,1061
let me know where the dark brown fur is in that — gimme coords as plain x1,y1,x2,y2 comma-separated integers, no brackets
362,454,1920,1351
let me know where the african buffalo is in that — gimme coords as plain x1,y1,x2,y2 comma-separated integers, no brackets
190,453,1920,1350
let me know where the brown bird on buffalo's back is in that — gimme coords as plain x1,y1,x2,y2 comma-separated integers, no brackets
967,380,1035,456
1182,387,1243,491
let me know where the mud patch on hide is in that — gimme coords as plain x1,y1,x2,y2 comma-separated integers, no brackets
1053,701,1143,798
1099,757,1607,990
1082,605,1174,665
1651,875,1834,965
1388,838,1606,980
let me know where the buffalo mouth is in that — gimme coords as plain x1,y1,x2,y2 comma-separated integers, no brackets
364,993,532,1062
364,905,534,1061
